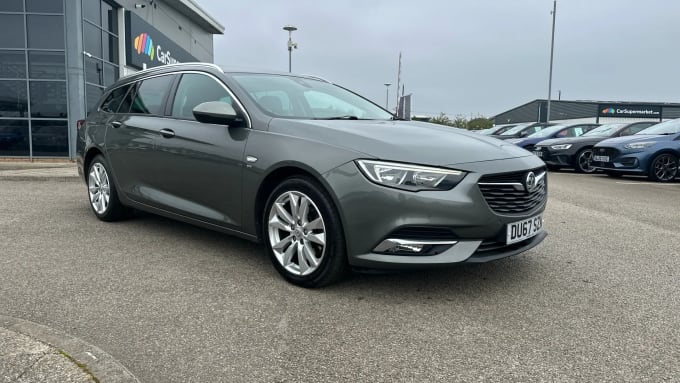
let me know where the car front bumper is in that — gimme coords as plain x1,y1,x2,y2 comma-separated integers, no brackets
533,146,577,167
591,147,648,174
324,156,548,269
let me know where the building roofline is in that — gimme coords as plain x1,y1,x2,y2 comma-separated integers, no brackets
164,0,225,34
494,99,680,119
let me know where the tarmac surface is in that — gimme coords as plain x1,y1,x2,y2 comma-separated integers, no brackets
0,162,679,382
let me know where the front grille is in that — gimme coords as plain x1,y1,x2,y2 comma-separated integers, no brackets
594,147,620,158
388,226,456,240
478,168,547,215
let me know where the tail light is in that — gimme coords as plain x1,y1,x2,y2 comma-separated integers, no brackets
76,119,86,130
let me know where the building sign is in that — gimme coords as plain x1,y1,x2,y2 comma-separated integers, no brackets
597,104,661,118
125,11,198,70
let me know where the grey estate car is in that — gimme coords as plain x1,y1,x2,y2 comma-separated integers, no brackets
76,63,548,287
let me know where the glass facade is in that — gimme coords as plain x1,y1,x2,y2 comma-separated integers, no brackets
0,0,67,157
83,0,119,114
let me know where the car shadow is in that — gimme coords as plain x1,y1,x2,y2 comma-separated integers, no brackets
114,210,544,297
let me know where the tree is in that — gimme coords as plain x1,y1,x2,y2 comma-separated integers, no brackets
428,113,453,126
467,116,493,130
451,115,468,129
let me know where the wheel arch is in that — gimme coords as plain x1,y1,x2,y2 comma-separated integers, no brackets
253,162,346,243
83,146,105,182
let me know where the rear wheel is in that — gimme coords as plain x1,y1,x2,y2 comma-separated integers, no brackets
575,148,595,173
648,153,678,182
87,155,128,221
264,176,348,287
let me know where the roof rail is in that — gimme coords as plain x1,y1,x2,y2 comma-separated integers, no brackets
122,62,224,79
301,74,331,83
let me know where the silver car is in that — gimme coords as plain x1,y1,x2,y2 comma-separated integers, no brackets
76,63,547,287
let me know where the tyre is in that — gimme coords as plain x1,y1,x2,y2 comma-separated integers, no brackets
574,148,595,173
648,153,678,182
87,155,129,221
263,176,348,287
604,171,622,178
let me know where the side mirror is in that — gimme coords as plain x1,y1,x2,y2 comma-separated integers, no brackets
193,101,244,126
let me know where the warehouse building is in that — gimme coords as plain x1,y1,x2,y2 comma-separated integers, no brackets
494,99,680,126
0,0,224,159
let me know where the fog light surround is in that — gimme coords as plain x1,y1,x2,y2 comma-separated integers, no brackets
373,238,458,256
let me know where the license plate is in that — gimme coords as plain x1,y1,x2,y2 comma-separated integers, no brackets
506,214,543,244
593,155,609,162
533,150,543,158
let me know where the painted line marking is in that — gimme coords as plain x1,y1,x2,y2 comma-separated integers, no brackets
615,181,680,186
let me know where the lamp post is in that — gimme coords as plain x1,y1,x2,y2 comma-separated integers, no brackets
546,0,557,122
283,25,298,73
384,83,391,110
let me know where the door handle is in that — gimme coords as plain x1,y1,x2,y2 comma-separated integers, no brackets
159,129,175,138
110,121,122,129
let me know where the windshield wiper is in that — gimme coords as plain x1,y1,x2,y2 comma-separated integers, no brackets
314,115,360,120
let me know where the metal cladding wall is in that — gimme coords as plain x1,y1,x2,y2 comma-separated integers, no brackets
494,99,680,125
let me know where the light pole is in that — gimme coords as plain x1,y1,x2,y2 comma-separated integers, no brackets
384,83,391,110
546,0,557,122
283,25,298,73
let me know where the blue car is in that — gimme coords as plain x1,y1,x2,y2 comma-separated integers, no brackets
592,118,680,182
505,123,599,152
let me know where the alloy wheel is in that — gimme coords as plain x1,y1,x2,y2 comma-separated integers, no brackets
88,163,111,214
267,191,326,276
577,149,595,173
652,154,678,181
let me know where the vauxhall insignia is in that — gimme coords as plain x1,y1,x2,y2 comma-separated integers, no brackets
525,171,537,192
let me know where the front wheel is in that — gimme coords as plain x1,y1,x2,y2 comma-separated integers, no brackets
264,176,348,287
648,153,678,182
575,148,595,173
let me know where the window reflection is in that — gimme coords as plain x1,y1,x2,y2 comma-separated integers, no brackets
27,15,65,49
0,51,27,78
28,51,66,80
0,120,29,156
31,120,68,156
0,81,28,118
30,81,68,118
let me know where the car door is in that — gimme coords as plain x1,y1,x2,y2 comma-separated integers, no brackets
150,72,249,229
105,74,176,204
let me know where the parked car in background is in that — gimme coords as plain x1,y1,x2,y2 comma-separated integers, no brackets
492,122,555,140
506,123,599,153
592,118,680,182
533,121,657,173
479,124,516,135
76,63,548,287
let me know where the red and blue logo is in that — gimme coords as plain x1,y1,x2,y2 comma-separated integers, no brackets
601,107,616,114
133,33,155,60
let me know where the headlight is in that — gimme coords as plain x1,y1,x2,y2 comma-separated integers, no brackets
624,141,656,149
550,144,572,150
356,160,466,191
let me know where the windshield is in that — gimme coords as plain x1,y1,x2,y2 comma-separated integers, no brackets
229,74,393,120
528,125,565,138
582,123,624,137
501,123,531,135
635,118,680,135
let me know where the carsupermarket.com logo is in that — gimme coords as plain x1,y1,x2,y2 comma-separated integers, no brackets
133,33,155,60
601,107,615,114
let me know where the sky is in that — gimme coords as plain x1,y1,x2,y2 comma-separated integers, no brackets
197,0,680,118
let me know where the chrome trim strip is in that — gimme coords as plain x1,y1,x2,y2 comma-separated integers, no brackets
373,238,458,253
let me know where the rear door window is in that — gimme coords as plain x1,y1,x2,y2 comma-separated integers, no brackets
129,74,175,115
100,85,131,113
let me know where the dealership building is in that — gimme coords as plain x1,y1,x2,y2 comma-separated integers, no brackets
494,99,680,126
0,0,224,158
